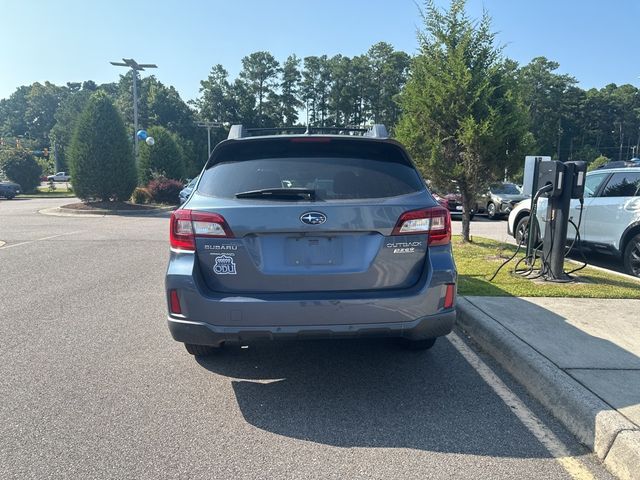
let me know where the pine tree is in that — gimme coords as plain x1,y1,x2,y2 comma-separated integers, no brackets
280,55,302,126
138,125,185,182
238,52,280,127
68,91,137,201
0,147,41,193
396,0,529,242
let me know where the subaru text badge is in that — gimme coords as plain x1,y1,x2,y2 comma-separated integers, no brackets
300,211,327,225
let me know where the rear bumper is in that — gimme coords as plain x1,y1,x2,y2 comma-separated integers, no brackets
167,310,456,346
165,244,457,346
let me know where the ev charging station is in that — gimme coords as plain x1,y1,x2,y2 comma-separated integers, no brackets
521,156,587,282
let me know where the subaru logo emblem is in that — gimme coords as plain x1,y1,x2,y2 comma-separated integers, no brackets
300,211,327,225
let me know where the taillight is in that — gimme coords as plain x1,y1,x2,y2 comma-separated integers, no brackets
169,209,234,251
170,210,195,250
392,206,451,246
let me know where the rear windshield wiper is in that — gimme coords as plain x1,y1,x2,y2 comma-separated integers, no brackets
235,188,316,200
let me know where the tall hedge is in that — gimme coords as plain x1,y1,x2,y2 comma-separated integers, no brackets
0,148,41,193
138,126,185,183
68,91,137,201
588,155,609,171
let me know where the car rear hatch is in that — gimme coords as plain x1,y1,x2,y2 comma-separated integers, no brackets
175,136,449,294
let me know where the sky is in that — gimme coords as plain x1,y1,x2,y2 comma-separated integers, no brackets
1,0,639,102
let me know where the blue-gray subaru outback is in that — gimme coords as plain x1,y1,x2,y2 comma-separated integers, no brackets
166,125,457,356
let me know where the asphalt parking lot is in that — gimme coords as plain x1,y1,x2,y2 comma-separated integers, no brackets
0,198,614,479
450,214,516,244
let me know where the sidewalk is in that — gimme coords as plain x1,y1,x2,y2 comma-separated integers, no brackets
457,296,640,480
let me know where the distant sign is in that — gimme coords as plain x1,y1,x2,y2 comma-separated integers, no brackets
522,156,552,197
524,155,551,163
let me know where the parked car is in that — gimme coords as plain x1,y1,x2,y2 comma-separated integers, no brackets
179,175,199,204
47,172,71,182
0,181,21,199
166,124,457,356
480,182,529,220
507,165,640,277
432,189,478,220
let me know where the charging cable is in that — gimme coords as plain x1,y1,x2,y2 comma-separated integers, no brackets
488,184,553,282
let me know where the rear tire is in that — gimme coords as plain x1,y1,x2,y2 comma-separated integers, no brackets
184,343,221,356
623,233,640,278
401,337,437,350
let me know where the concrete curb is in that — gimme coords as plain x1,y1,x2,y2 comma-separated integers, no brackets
456,297,640,480
39,206,174,217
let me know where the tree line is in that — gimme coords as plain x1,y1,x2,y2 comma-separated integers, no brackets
196,43,410,130
0,41,411,181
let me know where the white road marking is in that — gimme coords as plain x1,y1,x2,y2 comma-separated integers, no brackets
448,332,596,480
0,230,83,250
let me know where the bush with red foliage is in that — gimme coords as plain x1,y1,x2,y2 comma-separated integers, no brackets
147,176,183,205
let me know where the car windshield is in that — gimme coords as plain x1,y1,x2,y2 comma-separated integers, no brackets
491,183,520,194
198,156,424,200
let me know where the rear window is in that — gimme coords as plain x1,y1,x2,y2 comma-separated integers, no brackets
197,139,424,200
601,172,640,197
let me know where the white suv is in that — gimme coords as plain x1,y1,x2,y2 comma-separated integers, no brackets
508,166,640,277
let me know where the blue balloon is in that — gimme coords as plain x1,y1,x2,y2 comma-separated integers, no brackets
136,129,148,140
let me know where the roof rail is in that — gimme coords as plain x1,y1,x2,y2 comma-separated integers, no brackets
227,124,246,139
363,124,389,139
227,124,389,140
596,159,640,170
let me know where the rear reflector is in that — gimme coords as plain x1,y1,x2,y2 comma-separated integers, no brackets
169,289,182,314
392,206,451,246
170,209,234,251
443,283,455,309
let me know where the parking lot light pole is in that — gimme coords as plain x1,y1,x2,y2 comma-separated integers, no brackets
109,58,157,162
196,122,223,158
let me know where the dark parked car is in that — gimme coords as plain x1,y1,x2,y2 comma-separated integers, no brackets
166,125,457,356
179,176,199,204
480,182,529,220
0,181,21,199
432,190,478,220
